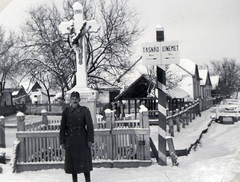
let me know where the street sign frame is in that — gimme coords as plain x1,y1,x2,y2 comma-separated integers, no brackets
142,41,179,65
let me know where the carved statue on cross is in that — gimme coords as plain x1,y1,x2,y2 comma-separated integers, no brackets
59,2,99,88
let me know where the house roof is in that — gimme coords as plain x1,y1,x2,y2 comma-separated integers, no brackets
12,86,27,97
199,69,212,86
168,59,201,80
115,74,155,100
210,75,220,89
30,82,41,92
166,86,192,99
178,59,196,76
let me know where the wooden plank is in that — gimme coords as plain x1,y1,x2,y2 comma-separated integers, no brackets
33,138,36,162
144,134,150,160
43,138,46,162
132,134,137,159
39,138,42,162
36,138,39,162
25,138,29,162
29,138,32,162
17,131,59,138
150,137,158,162
53,137,57,161
112,128,150,135
166,138,179,166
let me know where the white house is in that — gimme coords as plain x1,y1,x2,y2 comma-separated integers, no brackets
167,59,201,101
28,82,48,104
199,69,213,110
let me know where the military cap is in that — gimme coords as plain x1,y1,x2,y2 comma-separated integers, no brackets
70,91,80,98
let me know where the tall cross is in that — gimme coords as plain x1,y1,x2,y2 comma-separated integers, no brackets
59,2,99,89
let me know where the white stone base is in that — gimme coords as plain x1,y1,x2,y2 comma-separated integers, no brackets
66,86,98,125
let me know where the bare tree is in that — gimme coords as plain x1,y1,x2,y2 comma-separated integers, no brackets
20,3,76,100
0,26,21,107
210,58,240,96
20,0,144,100
28,64,58,110
63,0,144,89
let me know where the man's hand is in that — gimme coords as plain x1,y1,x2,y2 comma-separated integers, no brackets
61,144,66,150
87,142,92,148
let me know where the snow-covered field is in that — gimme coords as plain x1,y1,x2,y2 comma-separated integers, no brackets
1,108,240,182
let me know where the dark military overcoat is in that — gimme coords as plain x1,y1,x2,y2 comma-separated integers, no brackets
60,105,94,174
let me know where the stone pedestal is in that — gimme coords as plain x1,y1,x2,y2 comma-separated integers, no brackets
66,87,98,125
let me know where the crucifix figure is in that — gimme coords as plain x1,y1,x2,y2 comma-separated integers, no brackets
59,2,99,89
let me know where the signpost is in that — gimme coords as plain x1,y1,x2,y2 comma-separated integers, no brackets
142,25,179,166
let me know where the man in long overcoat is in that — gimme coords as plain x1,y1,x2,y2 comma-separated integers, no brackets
60,91,94,182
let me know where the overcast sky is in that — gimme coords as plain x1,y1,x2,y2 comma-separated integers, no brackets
0,0,239,66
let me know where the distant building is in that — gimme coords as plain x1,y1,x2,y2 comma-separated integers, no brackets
168,59,202,101
12,86,31,105
210,75,220,96
1,88,18,116
29,82,48,104
199,69,213,110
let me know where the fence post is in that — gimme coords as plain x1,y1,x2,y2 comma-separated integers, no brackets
139,106,150,160
139,105,149,128
41,109,48,125
105,109,112,129
185,104,189,126
0,116,6,148
105,109,113,160
197,99,201,117
17,112,25,132
189,103,192,122
168,111,174,137
192,102,196,120
181,107,185,128
16,112,26,162
166,108,169,117
175,109,181,132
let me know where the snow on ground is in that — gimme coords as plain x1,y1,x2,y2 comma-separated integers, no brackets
1,108,240,182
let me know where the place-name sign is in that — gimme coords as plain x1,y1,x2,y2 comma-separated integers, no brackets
142,41,179,65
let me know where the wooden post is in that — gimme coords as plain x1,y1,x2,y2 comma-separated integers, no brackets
181,107,185,128
189,103,192,122
166,137,179,166
139,106,149,128
192,101,196,120
17,112,25,132
139,107,150,160
166,108,169,117
105,109,112,129
16,112,26,162
0,116,6,148
155,25,167,165
105,109,113,160
175,109,181,132
41,109,48,126
157,65,167,165
185,104,189,125
168,111,174,137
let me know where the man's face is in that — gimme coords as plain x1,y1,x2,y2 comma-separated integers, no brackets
70,97,80,108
